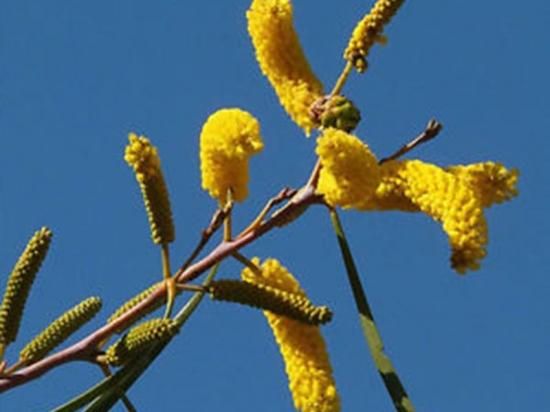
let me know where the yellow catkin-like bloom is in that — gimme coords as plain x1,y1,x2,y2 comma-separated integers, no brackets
446,162,519,208
367,160,489,273
242,258,340,412
199,108,264,204
344,0,405,72
209,279,332,325
124,133,175,245
19,297,102,365
316,128,380,209
0,227,53,353
247,0,324,134
105,318,179,367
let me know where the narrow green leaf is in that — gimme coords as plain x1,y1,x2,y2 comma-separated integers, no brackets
329,208,415,412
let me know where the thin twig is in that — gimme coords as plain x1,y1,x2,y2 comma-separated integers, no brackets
177,205,231,273
161,245,176,319
231,251,262,276
236,187,297,239
330,61,354,96
379,119,443,164
223,189,234,241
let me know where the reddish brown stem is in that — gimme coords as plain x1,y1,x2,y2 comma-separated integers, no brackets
0,186,323,393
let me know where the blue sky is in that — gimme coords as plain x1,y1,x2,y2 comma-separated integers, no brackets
1,1,548,410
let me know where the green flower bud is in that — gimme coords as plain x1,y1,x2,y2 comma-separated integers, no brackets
105,318,179,367
209,279,332,325
107,282,178,334
319,95,361,132
0,227,53,352
19,297,102,364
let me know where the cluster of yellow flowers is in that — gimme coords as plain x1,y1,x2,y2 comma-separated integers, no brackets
242,259,340,412
315,128,518,273
124,0,518,410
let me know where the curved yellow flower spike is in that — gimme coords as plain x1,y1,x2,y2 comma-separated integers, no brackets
247,0,324,135
368,160,489,273
125,134,175,245
200,108,264,204
315,129,519,273
446,162,519,208
316,128,380,210
344,0,405,72
242,258,340,412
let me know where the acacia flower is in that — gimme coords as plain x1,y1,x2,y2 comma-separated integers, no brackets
315,131,518,272
247,0,324,135
368,160,490,273
199,108,264,204
316,128,380,210
242,258,340,412
344,0,405,72
446,162,519,208
125,133,175,245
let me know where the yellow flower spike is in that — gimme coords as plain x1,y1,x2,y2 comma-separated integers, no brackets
446,162,519,208
247,0,324,134
344,0,406,73
316,128,380,210
104,318,179,367
199,108,264,204
242,258,340,412
19,297,102,365
0,227,53,355
368,160,489,273
124,133,175,245
209,279,332,325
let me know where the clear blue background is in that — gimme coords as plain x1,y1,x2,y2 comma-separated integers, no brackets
1,1,548,411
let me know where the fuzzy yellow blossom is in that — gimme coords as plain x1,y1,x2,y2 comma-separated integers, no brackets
316,128,380,209
125,133,175,245
247,0,324,134
344,0,405,72
199,108,264,204
242,258,340,412
366,160,489,273
446,162,519,208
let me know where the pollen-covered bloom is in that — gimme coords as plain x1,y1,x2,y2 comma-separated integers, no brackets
367,160,491,273
316,128,380,209
247,0,324,134
199,108,264,204
315,131,518,272
446,162,519,208
242,258,340,412
344,0,405,72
